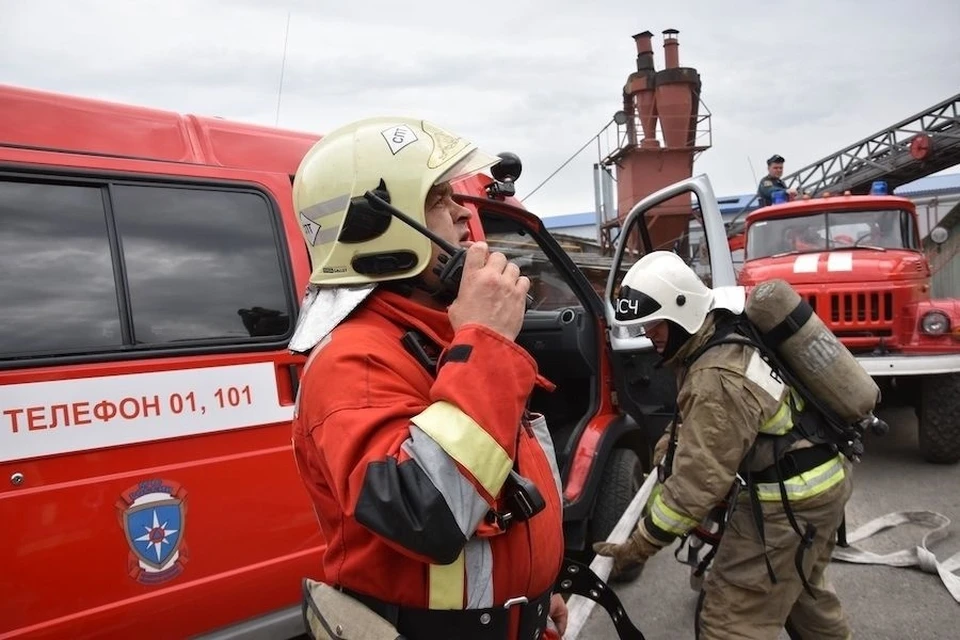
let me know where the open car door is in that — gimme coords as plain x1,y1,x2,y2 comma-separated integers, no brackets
601,175,738,450
455,191,651,563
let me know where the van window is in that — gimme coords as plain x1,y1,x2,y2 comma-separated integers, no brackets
0,180,122,356
0,177,292,361
112,185,290,343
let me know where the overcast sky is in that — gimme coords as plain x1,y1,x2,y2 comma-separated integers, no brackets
3,0,959,218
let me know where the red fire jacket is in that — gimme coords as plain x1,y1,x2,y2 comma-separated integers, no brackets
292,289,564,612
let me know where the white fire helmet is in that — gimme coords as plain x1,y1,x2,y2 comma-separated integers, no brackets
614,251,743,334
292,116,500,286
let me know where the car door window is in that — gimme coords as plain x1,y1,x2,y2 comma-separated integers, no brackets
112,185,292,343
0,176,294,362
608,191,717,323
0,180,122,357
481,214,583,312
682,213,714,288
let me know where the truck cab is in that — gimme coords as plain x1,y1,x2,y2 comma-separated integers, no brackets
734,187,960,463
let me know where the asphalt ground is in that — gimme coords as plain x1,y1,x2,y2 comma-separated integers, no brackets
579,406,960,640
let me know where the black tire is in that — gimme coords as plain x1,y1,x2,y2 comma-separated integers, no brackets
918,372,960,464
589,448,644,583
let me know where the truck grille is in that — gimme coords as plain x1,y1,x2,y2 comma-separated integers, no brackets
801,290,894,332
829,291,894,323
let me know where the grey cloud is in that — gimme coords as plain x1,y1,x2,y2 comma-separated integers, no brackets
2,0,959,218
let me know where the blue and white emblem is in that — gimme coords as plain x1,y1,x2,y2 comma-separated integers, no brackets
117,478,188,584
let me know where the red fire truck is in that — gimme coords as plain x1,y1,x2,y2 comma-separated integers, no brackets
733,188,960,464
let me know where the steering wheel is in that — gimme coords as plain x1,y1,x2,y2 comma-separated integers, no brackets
853,230,876,247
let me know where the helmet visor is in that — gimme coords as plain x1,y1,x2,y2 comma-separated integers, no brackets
614,285,663,324
435,148,501,186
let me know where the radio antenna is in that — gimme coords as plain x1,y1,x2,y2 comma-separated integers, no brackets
274,10,292,126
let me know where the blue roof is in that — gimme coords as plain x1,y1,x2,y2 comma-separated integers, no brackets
893,172,960,196
542,211,596,229
541,171,960,230
715,194,758,215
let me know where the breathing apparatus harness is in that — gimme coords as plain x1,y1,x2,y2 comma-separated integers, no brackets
657,310,887,598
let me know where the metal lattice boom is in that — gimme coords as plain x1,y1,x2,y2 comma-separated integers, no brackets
783,93,960,195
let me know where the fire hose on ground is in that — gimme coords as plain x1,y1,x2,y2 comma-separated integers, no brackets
563,471,659,640
562,473,960,640
831,510,960,603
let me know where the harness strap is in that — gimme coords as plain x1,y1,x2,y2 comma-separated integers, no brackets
401,329,440,373
760,302,814,351
836,516,849,547
746,467,779,587
659,404,681,482
772,438,818,599
749,442,836,484
554,558,647,640
694,541,720,579
661,319,744,482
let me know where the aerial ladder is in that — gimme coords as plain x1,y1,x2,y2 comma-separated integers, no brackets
725,92,960,240
782,92,960,196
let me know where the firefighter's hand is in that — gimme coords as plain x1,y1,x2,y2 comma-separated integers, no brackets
652,425,678,466
449,242,530,341
548,593,567,637
592,525,664,577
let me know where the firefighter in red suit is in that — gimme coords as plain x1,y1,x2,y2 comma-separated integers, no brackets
289,117,568,640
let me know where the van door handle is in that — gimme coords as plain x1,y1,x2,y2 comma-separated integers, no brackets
287,363,301,399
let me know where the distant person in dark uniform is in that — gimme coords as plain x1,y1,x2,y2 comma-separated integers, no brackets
757,154,798,206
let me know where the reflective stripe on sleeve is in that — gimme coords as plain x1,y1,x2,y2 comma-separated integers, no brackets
401,427,490,538
644,482,663,517
411,401,513,497
760,396,793,435
759,390,804,436
649,492,699,537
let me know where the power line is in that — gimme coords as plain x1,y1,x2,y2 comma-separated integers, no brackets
274,11,292,127
519,121,613,203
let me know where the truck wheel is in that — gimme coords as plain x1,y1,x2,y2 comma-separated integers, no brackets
589,448,644,583
918,372,960,464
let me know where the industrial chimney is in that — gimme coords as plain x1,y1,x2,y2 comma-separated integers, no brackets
601,28,710,254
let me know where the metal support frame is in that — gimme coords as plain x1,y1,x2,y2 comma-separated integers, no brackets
782,93,960,196
594,100,713,255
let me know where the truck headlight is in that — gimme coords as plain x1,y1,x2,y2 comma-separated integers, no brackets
920,311,950,335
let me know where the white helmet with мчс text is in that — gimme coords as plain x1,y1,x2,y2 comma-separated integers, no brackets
614,251,743,334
